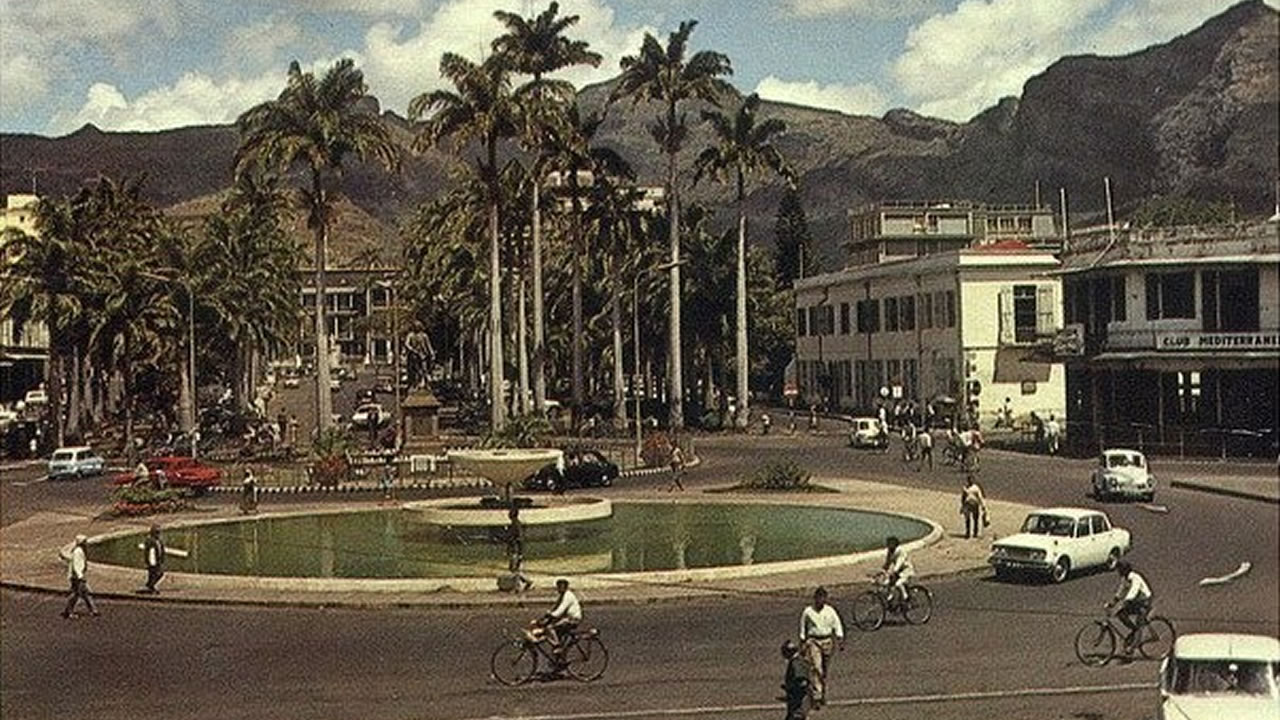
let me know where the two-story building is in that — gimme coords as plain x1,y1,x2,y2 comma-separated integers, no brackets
1056,221,1280,456
1,194,49,404
794,201,1065,425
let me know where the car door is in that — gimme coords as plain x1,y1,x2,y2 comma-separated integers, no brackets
1092,514,1120,555
1074,517,1099,567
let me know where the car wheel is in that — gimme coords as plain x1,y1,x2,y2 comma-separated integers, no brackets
1051,557,1071,584
600,474,612,487
1105,548,1120,571
1143,492,1155,502
993,566,1013,582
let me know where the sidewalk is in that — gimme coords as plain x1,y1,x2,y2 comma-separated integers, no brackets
1169,473,1279,504
0,475,1032,609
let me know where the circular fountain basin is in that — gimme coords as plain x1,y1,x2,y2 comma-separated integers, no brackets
447,448,562,487
402,496,613,526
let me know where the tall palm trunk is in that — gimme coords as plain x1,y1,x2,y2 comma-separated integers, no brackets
735,170,749,429
611,271,626,430
570,180,585,426
517,269,530,415
312,170,334,436
531,179,547,414
122,333,135,456
45,305,64,446
666,136,684,429
65,345,82,440
487,140,506,431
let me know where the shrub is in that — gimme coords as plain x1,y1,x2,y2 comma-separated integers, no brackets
311,428,355,486
742,460,813,491
110,485,192,516
480,413,552,449
641,432,674,468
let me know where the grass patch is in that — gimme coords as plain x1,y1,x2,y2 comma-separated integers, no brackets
711,460,837,493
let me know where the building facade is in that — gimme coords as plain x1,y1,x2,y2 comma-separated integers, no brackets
846,201,1060,267
294,270,399,371
1,194,49,403
1056,222,1280,456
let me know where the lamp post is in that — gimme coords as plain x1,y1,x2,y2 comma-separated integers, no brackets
633,258,687,463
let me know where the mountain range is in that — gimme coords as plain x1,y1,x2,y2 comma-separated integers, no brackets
1,0,1276,270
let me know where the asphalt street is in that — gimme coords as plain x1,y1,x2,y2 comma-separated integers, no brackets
2,433,1277,720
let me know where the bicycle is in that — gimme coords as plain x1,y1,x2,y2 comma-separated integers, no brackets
1073,610,1175,666
850,573,933,631
490,623,608,685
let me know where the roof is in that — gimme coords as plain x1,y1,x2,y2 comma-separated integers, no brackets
52,445,93,453
1101,448,1144,456
402,390,441,409
1027,507,1103,519
1173,634,1280,662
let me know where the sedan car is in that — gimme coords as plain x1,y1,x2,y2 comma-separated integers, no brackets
1092,448,1156,501
1159,633,1280,720
111,456,222,492
47,446,106,479
848,417,888,449
989,507,1131,583
351,403,391,429
523,449,619,492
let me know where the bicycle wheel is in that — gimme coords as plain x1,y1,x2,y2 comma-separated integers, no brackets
850,591,886,631
564,634,608,681
902,586,933,625
1074,622,1116,667
490,641,537,686
1138,617,1176,660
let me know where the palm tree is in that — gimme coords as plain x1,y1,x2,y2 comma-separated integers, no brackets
611,20,733,428
410,53,523,430
236,58,398,436
693,93,792,428
493,1,601,416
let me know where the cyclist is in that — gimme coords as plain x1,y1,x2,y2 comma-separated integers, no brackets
882,536,915,606
1105,561,1153,652
538,578,581,662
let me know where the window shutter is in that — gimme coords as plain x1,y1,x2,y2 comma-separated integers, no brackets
1036,285,1056,336
998,287,1015,345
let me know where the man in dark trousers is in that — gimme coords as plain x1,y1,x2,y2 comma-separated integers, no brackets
140,525,166,593
62,534,98,618
779,638,813,719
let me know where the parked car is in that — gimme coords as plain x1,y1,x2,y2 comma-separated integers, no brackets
23,389,48,406
848,417,888,449
351,403,391,429
47,446,106,480
523,448,619,492
111,456,222,492
0,407,17,432
989,507,1131,583
1158,633,1280,720
1092,448,1156,501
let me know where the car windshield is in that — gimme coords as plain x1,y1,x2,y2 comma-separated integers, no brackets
51,451,74,461
1107,454,1141,469
1168,659,1279,697
1021,514,1077,536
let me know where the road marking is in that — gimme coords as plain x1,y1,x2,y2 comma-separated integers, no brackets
10,476,48,487
1138,503,1169,513
1200,561,1252,586
456,682,1153,720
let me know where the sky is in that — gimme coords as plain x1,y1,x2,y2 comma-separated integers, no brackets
1,0,1273,137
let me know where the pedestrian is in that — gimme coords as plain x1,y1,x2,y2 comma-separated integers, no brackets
916,428,934,471
778,639,813,720
139,524,166,593
287,414,300,448
761,413,772,435
1045,414,1061,455
901,421,918,463
799,586,844,706
505,507,532,592
240,468,258,514
788,410,796,435
667,443,686,492
807,405,818,433
379,453,396,501
961,475,988,539
62,534,98,618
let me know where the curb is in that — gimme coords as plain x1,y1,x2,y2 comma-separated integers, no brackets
1170,480,1279,505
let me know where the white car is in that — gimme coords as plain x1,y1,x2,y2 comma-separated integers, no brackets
849,417,888,449
989,507,1131,583
23,389,48,405
351,403,390,429
1159,633,1280,720
47,446,106,480
1092,448,1156,501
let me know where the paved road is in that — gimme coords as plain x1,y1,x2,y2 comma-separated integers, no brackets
3,434,1277,720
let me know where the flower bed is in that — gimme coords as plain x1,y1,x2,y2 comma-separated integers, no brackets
110,486,193,517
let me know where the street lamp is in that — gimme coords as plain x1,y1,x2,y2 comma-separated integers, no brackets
633,258,687,463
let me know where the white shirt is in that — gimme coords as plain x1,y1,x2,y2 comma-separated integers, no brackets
800,604,844,640
550,589,582,622
1116,572,1152,603
886,546,914,577
67,545,86,580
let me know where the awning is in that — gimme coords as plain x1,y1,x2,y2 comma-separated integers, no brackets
0,351,48,361
993,348,1052,383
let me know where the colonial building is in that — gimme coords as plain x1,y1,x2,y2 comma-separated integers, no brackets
846,200,1060,267
1056,221,1280,456
1,194,49,403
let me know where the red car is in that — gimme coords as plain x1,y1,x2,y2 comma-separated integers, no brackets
112,456,223,492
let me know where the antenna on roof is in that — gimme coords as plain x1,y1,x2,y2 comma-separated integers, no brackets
1104,176,1116,244
1059,187,1069,253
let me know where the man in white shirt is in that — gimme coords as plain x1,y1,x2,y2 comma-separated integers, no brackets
1106,561,1153,651
799,586,844,706
541,578,582,659
883,536,915,605
62,534,99,618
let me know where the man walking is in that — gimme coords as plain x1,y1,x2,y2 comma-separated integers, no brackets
916,428,934,471
779,639,813,720
799,586,844,706
62,534,98,618
667,443,686,492
139,525,166,593
960,475,988,539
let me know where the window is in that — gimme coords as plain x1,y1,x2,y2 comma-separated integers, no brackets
887,359,901,389
839,303,851,335
903,359,918,399
857,299,880,334
1202,269,1259,331
885,297,899,332
1090,515,1110,534
371,338,391,362
1145,272,1195,320
900,295,916,331
921,293,933,330
1013,285,1038,343
1111,276,1127,322
1075,519,1091,538
1017,216,1032,232
797,308,808,336
370,287,390,309
946,291,956,327
1177,371,1201,418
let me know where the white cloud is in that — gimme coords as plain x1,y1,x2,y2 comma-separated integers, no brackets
48,72,287,135
262,0,426,16
782,0,941,18
755,75,888,115
221,15,305,72
1,53,50,115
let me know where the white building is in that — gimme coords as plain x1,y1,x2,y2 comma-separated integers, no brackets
1,194,49,404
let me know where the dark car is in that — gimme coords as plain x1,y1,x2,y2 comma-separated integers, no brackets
523,449,619,492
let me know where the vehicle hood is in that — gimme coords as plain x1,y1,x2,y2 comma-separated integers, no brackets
992,533,1061,550
1161,694,1279,720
